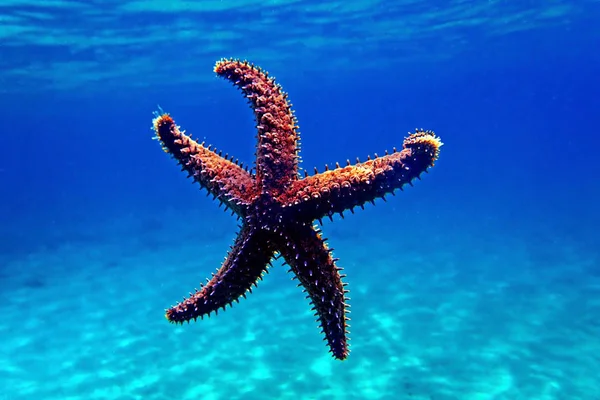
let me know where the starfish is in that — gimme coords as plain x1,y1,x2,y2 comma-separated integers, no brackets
153,58,442,360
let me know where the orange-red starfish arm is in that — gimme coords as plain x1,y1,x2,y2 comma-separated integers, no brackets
214,59,300,195
276,223,349,360
166,224,275,323
153,114,258,214
280,131,442,222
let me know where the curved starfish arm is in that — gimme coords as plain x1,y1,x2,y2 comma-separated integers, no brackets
276,223,349,360
153,113,257,215
166,224,275,323
281,131,442,222
214,59,300,195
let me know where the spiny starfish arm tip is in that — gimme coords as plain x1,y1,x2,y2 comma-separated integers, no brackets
214,58,301,194
152,112,257,212
403,129,443,164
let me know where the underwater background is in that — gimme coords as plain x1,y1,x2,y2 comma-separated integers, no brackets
1,1,599,399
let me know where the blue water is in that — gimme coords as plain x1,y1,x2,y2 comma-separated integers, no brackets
1,1,599,399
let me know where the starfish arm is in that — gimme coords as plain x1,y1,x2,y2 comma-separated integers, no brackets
280,130,442,221
214,59,300,194
153,113,257,214
276,223,349,360
166,224,275,323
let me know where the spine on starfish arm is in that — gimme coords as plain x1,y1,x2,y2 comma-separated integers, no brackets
282,130,442,221
214,58,300,195
152,113,258,215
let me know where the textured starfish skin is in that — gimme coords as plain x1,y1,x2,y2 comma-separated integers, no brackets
153,59,442,360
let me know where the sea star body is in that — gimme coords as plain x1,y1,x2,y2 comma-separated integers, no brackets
153,59,442,360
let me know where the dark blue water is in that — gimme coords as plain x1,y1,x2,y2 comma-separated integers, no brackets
1,1,599,399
